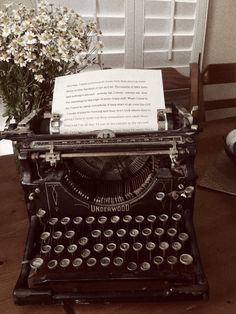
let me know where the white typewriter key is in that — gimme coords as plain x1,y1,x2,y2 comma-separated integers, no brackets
172,213,182,222
72,258,83,268
178,232,189,243
178,183,184,190
67,244,78,254
156,192,165,201
120,242,130,252
142,228,152,237
147,215,157,223
61,217,70,225
127,262,137,271
171,241,182,252
48,217,58,226
116,228,126,238
81,249,91,259
167,228,177,238
133,242,143,252
106,243,117,253
104,229,113,238
85,216,95,225
135,215,144,224
52,231,62,240
146,242,156,251
159,214,168,223
40,232,50,242
98,216,107,225
113,257,124,267
91,229,102,239
154,227,164,238
129,229,139,238
60,258,70,268
141,262,151,271
37,208,46,219
30,257,44,270
123,215,132,223
93,243,104,253
65,230,75,239
41,245,52,254
167,256,178,269
159,241,169,257
153,256,164,266
111,215,120,224
180,254,193,266
47,259,58,270
73,216,83,225
87,257,97,267
100,257,111,267
78,237,89,246
54,244,64,254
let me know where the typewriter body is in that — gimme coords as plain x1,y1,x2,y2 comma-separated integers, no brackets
0,103,208,305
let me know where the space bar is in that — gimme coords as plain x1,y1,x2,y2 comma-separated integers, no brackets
33,271,192,285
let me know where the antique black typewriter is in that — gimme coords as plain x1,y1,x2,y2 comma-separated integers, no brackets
0,103,208,304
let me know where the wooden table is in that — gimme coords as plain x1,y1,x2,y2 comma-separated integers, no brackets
0,118,236,314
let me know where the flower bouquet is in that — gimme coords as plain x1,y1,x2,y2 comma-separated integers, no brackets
0,1,103,123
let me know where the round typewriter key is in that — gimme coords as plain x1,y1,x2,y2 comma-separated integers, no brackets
98,216,107,225
78,237,88,246
146,242,156,251
93,243,104,253
129,228,139,238
47,259,58,270
106,243,117,253
86,216,95,225
171,241,182,252
61,217,70,225
111,215,120,224
147,215,157,223
153,256,164,266
180,254,193,266
65,230,75,239
172,213,182,222
40,232,50,241
60,258,70,268
133,242,143,252
127,262,137,271
67,244,78,254
87,257,97,267
135,215,144,224
52,230,62,240
72,258,83,268
104,229,113,238
81,249,91,259
142,228,152,237
167,228,177,238
159,214,168,223
116,228,126,237
37,208,46,218
54,244,64,254
178,232,189,243
178,183,184,190
123,215,132,223
141,262,151,271
113,257,124,267
120,242,130,252
156,192,165,201
154,227,164,237
48,217,58,226
30,257,44,270
91,229,102,238
167,256,178,269
41,245,52,254
159,241,169,257
100,257,111,267
73,216,83,225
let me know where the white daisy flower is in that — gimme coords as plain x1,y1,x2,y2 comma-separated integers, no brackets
34,74,44,83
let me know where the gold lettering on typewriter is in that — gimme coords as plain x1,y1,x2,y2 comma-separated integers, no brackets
90,204,130,213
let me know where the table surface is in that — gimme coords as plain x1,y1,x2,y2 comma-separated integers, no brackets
0,118,236,314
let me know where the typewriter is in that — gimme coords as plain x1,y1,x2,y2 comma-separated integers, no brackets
0,103,208,305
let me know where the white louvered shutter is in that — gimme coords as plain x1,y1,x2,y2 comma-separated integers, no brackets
43,0,209,72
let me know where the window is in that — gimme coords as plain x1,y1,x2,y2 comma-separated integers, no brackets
47,0,209,73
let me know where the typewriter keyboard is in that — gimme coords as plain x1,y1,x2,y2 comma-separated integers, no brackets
30,211,196,285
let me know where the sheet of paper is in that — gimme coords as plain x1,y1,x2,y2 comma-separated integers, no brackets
51,69,165,134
